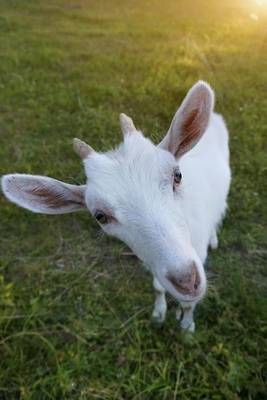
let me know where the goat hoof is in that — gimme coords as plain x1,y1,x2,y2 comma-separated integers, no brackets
181,320,195,333
151,309,165,325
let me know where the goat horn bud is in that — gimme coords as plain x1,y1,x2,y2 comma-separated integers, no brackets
73,138,93,159
120,113,137,136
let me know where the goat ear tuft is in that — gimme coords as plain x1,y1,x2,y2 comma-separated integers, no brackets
159,81,214,158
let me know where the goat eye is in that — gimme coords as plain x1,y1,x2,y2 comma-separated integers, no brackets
173,168,182,186
94,210,108,224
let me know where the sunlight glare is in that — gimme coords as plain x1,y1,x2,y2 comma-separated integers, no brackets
247,0,267,21
254,0,267,6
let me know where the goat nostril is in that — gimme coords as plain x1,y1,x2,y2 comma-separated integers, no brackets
191,262,201,291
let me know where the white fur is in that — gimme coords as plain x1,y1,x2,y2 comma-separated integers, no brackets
1,81,231,331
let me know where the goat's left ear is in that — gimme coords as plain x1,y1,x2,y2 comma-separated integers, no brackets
1,174,86,214
159,81,214,158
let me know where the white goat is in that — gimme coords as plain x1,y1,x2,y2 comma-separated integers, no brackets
1,81,231,332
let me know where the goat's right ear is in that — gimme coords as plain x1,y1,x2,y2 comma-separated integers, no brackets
159,81,214,158
1,174,86,214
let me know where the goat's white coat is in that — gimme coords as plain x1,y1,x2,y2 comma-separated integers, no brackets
1,81,231,331
179,112,230,263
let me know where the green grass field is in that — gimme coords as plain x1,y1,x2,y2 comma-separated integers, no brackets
0,0,266,399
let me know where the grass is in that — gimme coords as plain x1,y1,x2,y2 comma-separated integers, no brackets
0,0,266,398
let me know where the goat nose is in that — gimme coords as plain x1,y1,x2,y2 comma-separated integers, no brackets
166,263,200,295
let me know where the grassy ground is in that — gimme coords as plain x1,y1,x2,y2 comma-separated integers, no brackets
0,0,266,399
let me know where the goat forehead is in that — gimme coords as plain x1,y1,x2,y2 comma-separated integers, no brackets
84,133,175,190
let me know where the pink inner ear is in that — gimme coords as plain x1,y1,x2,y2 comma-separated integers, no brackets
26,186,84,209
177,109,201,156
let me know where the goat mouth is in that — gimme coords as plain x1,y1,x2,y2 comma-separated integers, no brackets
162,276,206,303
168,284,205,302
175,294,204,303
